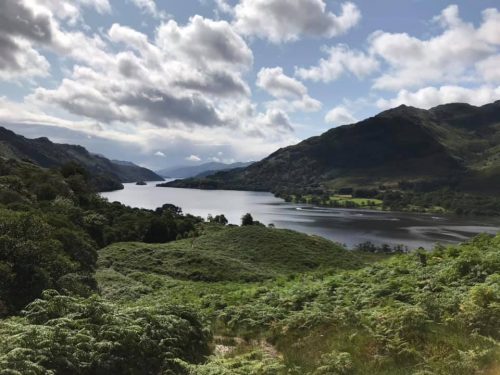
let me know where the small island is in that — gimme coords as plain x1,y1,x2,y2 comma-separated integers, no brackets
136,181,147,186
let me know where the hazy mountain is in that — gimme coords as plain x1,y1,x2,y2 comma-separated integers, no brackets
165,101,500,196
0,126,163,191
157,161,254,179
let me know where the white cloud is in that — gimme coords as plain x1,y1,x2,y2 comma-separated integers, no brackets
377,85,500,110
26,0,111,23
0,3,297,165
129,0,166,18
0,1,53,81
77,0,111,14
370,5,500,91
108,24,151,51
232,0,361,43
156,15,253,69
476,55,500,82
0,37,50,81
478,8,500,45
0,0,116,81
0,97,298,165
186,154,201,162
324,106,357,126
0,0,300,166
253,109,294,136
30,16,258,129
257,67,321,113
265,96,322,113
215,0,233,15
257,67,306,99
154,151,166,157
296,44,379,83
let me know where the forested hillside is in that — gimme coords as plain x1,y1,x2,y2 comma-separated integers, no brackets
0,127,163,191
0,158,199,316
165,101,500,214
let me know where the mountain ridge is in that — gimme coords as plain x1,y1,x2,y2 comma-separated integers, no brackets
0,126,163,191
164,101,500,196
157,161,254,178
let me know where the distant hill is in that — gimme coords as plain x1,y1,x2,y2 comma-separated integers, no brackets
165,101,500,196
0,126,163,191
157,161,253,179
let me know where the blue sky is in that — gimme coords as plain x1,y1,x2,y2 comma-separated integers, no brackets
0,0,499,169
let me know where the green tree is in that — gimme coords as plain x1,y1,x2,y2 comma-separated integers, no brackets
241,213,254,226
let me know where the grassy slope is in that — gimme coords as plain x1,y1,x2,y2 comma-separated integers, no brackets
98,225,361,283
96,225,500,374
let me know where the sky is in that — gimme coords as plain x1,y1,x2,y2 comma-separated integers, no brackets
0,0,499,169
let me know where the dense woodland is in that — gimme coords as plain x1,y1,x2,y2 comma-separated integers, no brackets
0,157,499,374
277,186,500,216
0,158,200,316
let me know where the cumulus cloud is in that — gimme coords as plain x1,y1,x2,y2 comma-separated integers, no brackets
0,1,53,80
214,0,233,15
0,0,117,81
254,109,294,136
370,5,500,91
0,2,53,43
257,67,322,113
476,55,500,82
29,15,258,129
377,85,500,110
257,67,307,99
477,8,500,45
155,151,166,157
25,0,111,24
232,0,361,43
0,37,50,81
186,154,201,162
157,16,253,69
265,97,322,114
129,0,166,18
0,1,296,166
296,44,379,83
324,106,357,126
77,0,111,14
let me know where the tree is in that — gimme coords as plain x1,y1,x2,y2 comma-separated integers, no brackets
241,213,254,226
213,214,228,226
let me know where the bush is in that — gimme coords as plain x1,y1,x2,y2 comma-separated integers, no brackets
241,213,254,226
0,291,210,374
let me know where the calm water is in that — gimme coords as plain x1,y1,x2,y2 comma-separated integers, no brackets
101,183,500,249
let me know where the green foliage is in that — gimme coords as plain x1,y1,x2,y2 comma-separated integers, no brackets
314,350,353,375
0,158,201,315
241,213,254,226
186,351,286,375
98,226,360,284
0,209,91,314
0,291,209,374
208,214,228,226
95,232,500,374
381,189,500,215
2,151,500,373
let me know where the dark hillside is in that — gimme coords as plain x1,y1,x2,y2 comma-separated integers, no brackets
0,126,163,191
165,101,500,198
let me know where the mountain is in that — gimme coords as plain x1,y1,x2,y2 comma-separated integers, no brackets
156,161,254,178
164,101,500,196
0,126,163,191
